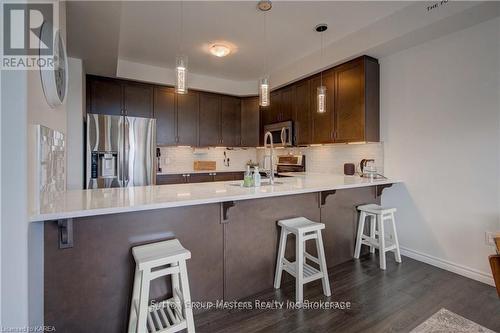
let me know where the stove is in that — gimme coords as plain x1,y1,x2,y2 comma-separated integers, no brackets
276,155,306,174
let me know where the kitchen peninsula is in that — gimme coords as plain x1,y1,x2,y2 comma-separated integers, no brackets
33,174,397,332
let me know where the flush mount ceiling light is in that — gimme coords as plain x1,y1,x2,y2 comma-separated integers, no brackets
257,0,272,11
209,44,231,57
315,23,328,113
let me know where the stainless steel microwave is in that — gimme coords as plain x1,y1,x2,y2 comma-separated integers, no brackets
264,121,293,147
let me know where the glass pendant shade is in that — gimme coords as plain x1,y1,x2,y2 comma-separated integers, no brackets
317,85,326,113
259,77,270,107
175,55,188,94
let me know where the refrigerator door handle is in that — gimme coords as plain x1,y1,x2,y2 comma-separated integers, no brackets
123,116,130,187
117,116,124,187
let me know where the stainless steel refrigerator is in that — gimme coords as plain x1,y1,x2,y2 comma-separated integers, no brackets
86,114,156,189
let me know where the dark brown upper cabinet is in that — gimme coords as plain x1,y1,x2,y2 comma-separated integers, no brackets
221,96,241,147
154,86,177,146
123,81,154,118
310,70,335,144
269,91,282,123
177,91,199,146
199,93,221,146
334,56,379,143
240,96,260,147
87,75,153,118
260,93,277,130
280,86,294,122
198,94,241,147
87,76,123,115
293,79,312,145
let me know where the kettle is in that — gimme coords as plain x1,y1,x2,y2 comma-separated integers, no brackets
360,159,377,178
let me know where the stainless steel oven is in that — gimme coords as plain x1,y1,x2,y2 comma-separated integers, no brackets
263,121,293,147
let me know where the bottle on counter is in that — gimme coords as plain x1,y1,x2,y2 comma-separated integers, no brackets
253,166,261,187
243,165,253,187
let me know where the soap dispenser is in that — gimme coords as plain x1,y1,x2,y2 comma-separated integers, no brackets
253,166,261,187
243,165,253,187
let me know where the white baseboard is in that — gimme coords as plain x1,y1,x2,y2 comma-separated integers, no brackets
400,246,495,287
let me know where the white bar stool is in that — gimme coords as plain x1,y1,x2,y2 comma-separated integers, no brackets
128,239,195,333
274,217,331,303
354,204,402,270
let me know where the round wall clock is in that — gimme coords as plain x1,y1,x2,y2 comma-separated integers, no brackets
40,27,68,108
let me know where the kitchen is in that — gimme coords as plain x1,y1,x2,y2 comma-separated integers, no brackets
1,1,499,333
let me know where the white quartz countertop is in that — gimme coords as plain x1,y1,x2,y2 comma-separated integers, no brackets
29,173,399,222
157,170,245,175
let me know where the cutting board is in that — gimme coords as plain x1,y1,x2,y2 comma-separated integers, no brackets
193,161,216,171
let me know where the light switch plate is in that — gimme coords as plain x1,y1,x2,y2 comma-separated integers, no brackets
485,231,499,246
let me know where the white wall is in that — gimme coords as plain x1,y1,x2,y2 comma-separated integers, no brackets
380,17,500,285
66,57,85,190
25,0,68,327
0,0,69,327
1,69,29,329
117,59,257,96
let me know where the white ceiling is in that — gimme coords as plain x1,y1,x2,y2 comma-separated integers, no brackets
67,1,499,95
67,1,411,80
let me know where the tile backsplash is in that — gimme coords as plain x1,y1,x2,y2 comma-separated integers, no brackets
158,147,257,173
257,142,384,174
159,142,384,175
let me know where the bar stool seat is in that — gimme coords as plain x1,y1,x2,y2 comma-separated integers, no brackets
354,204,402,270
128,239,195,333
274,217,331,303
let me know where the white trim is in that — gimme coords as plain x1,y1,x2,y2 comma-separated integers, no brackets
400,247,495,287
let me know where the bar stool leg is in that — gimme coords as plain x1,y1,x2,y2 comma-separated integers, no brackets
295,233,304,303
377,214,386,270
315,230,331,297
354,211,366,259
136,269,151,332
390,213,402,263
369,215,376,254
128,266,141,333
274,228,287,289
179,260,195,333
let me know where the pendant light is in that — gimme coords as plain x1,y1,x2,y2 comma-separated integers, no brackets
315,24,328,113
258,1,272,107
176,1,188,94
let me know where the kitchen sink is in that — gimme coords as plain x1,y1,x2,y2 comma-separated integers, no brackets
228,181,284,187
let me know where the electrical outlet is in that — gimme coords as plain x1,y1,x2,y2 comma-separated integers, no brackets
485,231,499,246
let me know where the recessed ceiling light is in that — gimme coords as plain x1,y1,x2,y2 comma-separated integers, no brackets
210,44,231,57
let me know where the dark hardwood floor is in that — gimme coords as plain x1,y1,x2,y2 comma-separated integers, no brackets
195,255,500,333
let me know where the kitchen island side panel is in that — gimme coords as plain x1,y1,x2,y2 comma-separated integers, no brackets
44,203,223,333
320,186,380,268
224,193,321,301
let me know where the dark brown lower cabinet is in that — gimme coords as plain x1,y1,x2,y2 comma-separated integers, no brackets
156,174,186,185
157,171,244,185
213,171,244,181
44,204,223,333
188,173,212,183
